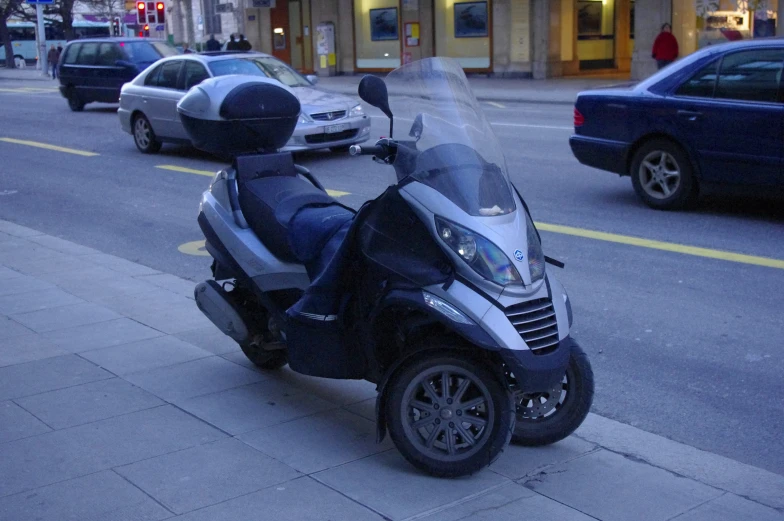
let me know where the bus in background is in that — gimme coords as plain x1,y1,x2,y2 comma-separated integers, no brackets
0,20,111,63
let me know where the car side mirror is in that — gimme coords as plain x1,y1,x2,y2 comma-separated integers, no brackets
306,74,318,85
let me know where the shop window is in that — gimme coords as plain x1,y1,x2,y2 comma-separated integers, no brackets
434,0,491,69
354,0,400,69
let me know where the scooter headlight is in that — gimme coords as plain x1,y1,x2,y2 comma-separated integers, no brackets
435,216,522,286
526,213,545,283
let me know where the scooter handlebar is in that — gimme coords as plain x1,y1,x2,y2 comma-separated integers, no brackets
349,144,385,156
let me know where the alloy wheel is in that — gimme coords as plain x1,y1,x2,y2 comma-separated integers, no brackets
401,365,495,461
639,150,681,200
134,117,151,149
516,373,568,421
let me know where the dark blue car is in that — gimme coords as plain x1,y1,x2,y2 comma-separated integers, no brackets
570,39,783,210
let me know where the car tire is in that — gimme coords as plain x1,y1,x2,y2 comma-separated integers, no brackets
329,145,352,153
67,89,85,112
630,139,698,210
132,113,162,154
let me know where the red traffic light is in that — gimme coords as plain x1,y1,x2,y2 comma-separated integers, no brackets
156,2,163,9
137,2,145,9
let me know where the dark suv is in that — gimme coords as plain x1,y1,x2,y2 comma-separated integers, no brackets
58,37,178,111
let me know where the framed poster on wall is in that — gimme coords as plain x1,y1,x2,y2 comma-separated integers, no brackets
577,0,602,36
370,7,399,41
454,1,488,38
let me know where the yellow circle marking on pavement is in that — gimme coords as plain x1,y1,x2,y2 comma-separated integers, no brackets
535,222,784,270
178,240,210,256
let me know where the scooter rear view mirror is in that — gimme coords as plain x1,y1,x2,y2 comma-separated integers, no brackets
358,75,393,136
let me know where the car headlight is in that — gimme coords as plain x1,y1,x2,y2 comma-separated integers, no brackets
525,213,545,283
298,112,312,125
349,104,364,118
435,216,522,286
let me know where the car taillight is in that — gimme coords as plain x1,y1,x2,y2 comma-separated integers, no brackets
573,108,585,127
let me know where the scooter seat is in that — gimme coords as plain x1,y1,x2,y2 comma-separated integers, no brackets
238,175,340,262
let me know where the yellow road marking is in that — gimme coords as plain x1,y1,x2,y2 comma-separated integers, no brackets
535,222,784,270
178,240,211,256
486,101,505,109
156,165,351,197
0,137,98,157
156,165,213,176
0,87,57,93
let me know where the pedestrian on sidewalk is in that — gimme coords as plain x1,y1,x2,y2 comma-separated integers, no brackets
205,34,221,52
238,34,251,51
227,34,239,51
47,45,59,79
652,23,679,70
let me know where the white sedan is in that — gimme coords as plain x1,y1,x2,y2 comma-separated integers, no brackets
118,52,371,154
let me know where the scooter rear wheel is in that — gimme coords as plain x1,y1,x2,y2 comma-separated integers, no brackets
386,352,514,478
511,343,593,446
239,343,288,370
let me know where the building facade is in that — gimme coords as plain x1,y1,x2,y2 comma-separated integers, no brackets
179,0,781,80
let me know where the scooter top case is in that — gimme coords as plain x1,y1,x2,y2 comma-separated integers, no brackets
178,74,301,156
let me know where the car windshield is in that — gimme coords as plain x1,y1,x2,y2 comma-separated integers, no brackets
208,57,311,87
123,41,178,66
386,58,515,217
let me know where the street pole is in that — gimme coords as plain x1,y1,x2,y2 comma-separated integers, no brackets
36,3,47,77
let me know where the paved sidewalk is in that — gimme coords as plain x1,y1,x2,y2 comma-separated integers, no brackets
1,218,782,521
0,66,633,103
317,74,634,105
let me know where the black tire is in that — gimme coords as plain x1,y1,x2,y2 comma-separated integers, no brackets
511,343,593,446
239,343,288,370
386,351,514,478
67,89,85,112
630,138,699,210
132,113,162,154
329,145,351,153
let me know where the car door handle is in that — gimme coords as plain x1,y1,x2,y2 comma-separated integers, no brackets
677,110,702,121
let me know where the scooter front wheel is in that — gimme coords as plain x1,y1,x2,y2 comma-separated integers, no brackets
386,352,514,478
511,342,593,446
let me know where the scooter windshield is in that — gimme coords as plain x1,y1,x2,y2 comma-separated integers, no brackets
386,58,515,217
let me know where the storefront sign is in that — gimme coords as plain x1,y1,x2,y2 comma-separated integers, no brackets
510,0,530,62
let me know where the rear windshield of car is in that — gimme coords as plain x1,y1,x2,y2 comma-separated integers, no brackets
122,41,178,66
207,57,311,87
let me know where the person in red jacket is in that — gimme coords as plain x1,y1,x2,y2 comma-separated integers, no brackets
652,23,679,69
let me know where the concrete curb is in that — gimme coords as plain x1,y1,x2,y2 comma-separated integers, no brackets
576,414,784,511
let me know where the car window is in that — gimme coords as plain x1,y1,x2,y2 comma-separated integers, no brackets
96,43,122,66
676,60,719,98
147,60,183,89
208,57,310,87
151,42,179,58
183,61,210,90
144,63,162,86
123,41,165,66
714,49,784,103
63,44,80,65
76,43,100,65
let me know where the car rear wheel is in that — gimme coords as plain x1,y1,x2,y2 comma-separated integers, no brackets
133,114,162,154
67,89,85,112
631,139,698,210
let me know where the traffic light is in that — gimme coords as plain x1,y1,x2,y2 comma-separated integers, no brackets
146,2,156,24
144,24,150,37
112,17,121,36
155,2,165,24
136,1,145,24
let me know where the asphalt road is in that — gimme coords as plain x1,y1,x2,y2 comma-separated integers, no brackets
1,80,783,476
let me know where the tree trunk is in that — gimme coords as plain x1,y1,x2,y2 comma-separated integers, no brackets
59,0,75,40
0,16,15,68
